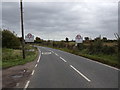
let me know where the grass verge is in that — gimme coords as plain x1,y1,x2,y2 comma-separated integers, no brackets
2,45,38,69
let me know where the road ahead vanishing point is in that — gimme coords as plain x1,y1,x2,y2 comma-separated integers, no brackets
27,46,118,88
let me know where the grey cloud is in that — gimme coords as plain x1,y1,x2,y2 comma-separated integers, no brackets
2,2,118,40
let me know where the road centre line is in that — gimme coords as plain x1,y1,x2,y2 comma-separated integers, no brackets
51,51,54,53
49,50,52,52
70,65,91,82
45,47,119,70
65,51,119,71
55,53,59,56
48,49,54,53
60,57,67,62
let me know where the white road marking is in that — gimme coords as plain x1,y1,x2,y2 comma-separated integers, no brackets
24,80,30,89
42,52,51,55
80,57,119,71
16,83,19,87
37,48,41,63
35,64,38,68
51,51,54,53
49,50,52,52
37,59,40,63
55,53,59,56
60,57,67,62
60,50,119,71
23,69,26,72
24,47,42,90
70,65,91,82
31,70,35,75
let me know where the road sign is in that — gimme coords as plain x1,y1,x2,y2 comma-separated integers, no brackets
75,34,83,43
25,33,34,42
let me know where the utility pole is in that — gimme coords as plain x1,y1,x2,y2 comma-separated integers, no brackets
20,0,25,59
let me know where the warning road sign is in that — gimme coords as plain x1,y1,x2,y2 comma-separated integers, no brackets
25,33,34,42
75,34,83,43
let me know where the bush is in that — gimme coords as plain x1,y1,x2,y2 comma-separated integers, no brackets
88,39,103,54
102,45,116,55
2,30,21,49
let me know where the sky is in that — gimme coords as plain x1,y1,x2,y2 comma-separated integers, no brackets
2,0,119,41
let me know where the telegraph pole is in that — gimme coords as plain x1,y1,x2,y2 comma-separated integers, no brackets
20,0,25,59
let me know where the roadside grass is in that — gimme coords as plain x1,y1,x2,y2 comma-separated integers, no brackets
0,47,2,68
78,53,119,68
0,60,2,68
39,45,120,68
2,45,38,69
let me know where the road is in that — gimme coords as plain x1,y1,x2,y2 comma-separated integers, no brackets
27,46,119,88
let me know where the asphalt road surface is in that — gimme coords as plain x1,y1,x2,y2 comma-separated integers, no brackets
27,46,119,88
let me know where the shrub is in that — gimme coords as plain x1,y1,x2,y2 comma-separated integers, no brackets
102,45,116,55
2,30,21,49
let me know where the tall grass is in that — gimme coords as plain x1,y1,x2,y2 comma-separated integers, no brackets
2,45,38,69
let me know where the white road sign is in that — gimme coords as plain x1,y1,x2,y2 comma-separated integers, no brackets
25,33,34,42
75,34,83,43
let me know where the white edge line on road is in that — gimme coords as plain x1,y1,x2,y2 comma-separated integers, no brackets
35,64,38,68
37,48,41,63
31,70,35,75
70,65,91,82
60,57,67,62
24,80,30,89
80,57,119,71
24,47,41,90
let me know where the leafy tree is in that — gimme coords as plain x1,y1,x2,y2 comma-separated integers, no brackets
36,37,41,41
102,37,107,42
65,37,69,42
18,37,22,42
2,30,20,49
34,37,43,43
84,37,89,41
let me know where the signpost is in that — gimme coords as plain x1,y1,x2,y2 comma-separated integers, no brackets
75,34,83,48
75,34,83,44
25,33,34,42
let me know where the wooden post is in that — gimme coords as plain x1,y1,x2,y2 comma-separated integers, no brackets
20,0,25,59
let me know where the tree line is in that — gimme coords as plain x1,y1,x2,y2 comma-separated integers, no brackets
1,29,120,58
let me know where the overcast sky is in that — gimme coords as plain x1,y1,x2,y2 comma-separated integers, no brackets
2,1,118,40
